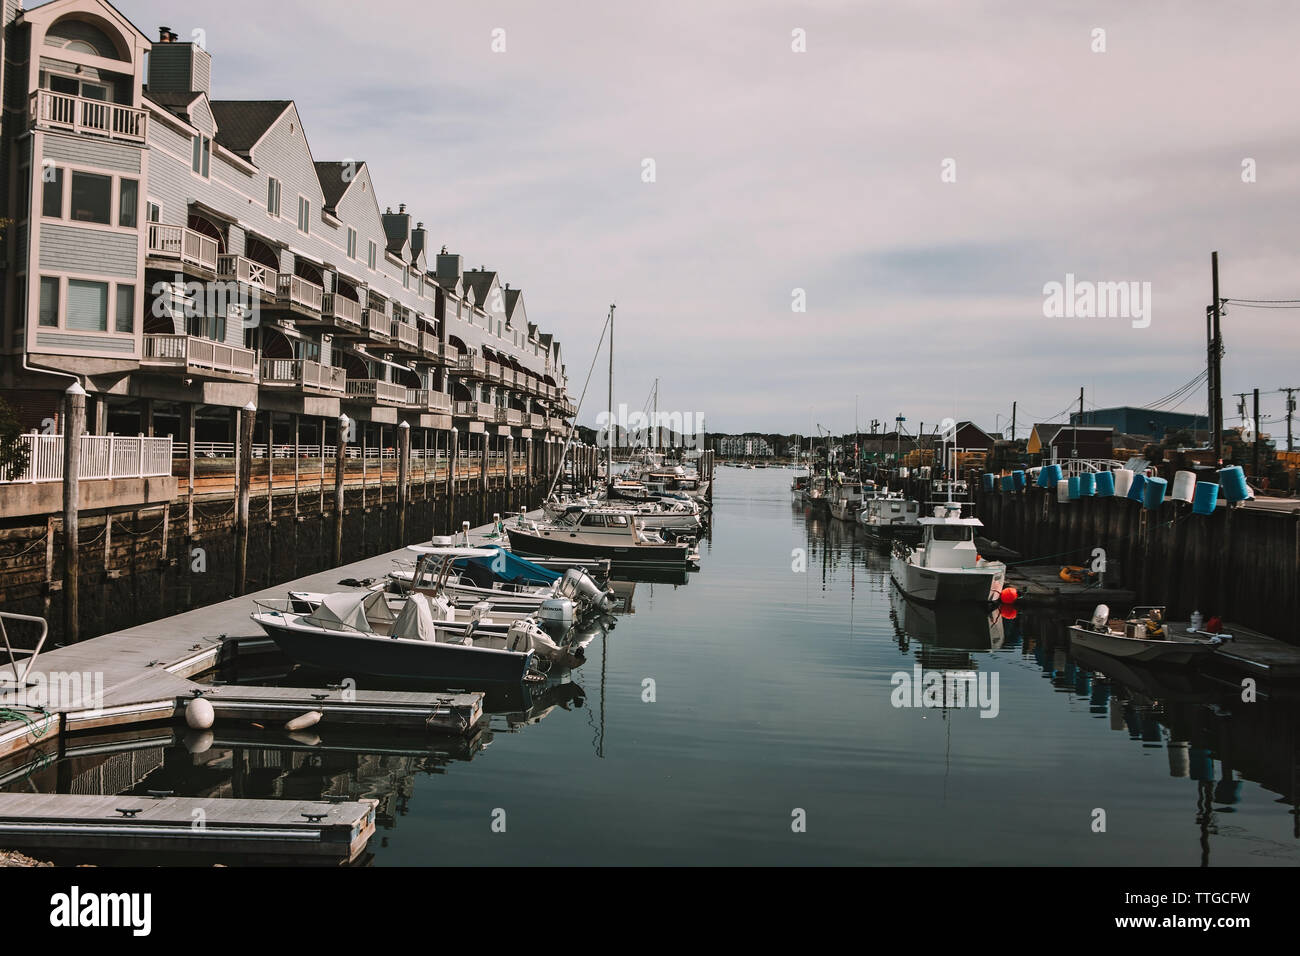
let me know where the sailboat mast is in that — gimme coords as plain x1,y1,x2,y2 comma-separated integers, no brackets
607,303,615,484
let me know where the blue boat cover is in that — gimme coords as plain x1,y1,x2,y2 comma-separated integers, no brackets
452,546,561,588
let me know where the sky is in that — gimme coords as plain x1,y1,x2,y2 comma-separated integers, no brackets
117,0,1300,440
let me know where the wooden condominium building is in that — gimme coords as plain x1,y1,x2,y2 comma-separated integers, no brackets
0,0,576,472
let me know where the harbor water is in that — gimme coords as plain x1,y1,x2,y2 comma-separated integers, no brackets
4,468,1298,865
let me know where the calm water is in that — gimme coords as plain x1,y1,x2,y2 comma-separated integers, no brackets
6,468,1299,865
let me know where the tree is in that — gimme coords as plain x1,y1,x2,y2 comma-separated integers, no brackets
0,396,29,479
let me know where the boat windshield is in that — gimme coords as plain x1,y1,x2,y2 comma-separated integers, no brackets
931,526,973,542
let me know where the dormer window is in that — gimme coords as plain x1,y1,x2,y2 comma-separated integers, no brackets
191,134,211,178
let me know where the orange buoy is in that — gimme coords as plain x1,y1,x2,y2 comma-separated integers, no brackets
999,586,1018,605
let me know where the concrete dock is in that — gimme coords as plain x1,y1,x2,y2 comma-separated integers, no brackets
0,516,523,761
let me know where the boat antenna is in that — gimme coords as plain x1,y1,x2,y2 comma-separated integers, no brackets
546,306,613,500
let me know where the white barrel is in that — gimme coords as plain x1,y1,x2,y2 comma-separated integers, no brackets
1171,470,1196,503
1113,468,1133,497
1057,479,1070,502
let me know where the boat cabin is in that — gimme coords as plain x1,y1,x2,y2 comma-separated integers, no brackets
917,515,985,569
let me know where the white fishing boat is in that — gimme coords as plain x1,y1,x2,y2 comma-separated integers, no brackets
1068,605,1226,665
889,504,1006,604
828,480,865,521
858,491,922,542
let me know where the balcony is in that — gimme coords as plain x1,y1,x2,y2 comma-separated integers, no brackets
390,320,420,354
406,389,452,413
453,400,494,422
276,273,324,313
148,224,218,272
549,416,567,432
530,412,545,429
320,292,364,334
455,354,488,380
486,361,504,383
141,334,257,380
259,357,346,395
30,89,146,144
345,379,406,406
217,255,278,297
362,309,391,344
495,407,523,427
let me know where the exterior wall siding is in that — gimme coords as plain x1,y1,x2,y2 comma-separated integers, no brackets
39,223,139,277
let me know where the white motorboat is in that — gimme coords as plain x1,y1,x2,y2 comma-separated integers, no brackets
889,504,1006,604
1068,605,1226,665
506,509,697,567
858,492,922,542
828,480,865,521
542,496,702,534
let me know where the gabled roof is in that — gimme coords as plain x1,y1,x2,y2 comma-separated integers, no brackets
462,270,497,308
209,100,292,157
314,161,363,212
143,89,203,115
504,288,522,320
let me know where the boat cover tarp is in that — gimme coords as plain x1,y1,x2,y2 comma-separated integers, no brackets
453,546,560,589
391,592,437,641
304,590,394,633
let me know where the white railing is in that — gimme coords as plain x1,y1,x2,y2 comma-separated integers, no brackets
277,273,324,312
259,357,346,394
406,389,453,412
148,224,219,272
218,255,278,296
30,89,147,143
1,434,172,483
346,379,406,405
142,334,257,377
453,401,494,420
363,309,390,341
457,355,487,377
392,321,420,350
322,292,363,329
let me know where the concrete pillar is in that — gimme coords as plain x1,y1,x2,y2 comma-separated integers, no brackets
62,382,85,642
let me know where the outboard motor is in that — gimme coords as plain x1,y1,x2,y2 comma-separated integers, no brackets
559,568,613,612
537,597,575,639
1090,604,1109,632
469,601,494,624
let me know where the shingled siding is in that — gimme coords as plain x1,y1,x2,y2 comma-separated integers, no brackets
39,223,139,278
43,133,143,175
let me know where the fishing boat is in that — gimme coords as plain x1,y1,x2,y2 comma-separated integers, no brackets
791,474,808,502
858,492,923,543
828,479,865,521
1067,605,1226,665
802,474,831,511
506,509,697,567
889,504,1006,604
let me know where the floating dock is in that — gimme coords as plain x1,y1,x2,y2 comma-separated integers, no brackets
0,793,376,865
188,685,482,734
1006,565,1136,608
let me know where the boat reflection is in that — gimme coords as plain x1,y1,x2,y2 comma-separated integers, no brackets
889,584,1007,657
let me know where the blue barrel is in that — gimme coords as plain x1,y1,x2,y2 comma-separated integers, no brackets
1042,463,1062,489
1094,470,1115,496
1219,465,1250,502
1079,472,1096,496
1012,469,1026,491
1126,472,1147,502
983,473,995,492
1067,475,1081,500
1000,474,1014,492
1142,475,1167,509
1192,480,1219,515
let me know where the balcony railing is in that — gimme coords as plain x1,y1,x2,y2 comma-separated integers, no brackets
495,407,523,426
30,89,147,144
453,401,494,421
259,357,346,394
141,334,257,379
485,361,504,383
148,224,219,272
530,413,545,429
277,273,324,313
1,433,171,483
456,354,487,378
391,320,420,350
363,310,390,342
321,292,363,331
217,255,278,296
406,389,452,413
346,379,406,406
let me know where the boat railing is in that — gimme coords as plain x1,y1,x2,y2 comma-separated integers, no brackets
252,597,373,635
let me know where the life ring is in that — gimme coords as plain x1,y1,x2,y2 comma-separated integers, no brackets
1059,565,1088,583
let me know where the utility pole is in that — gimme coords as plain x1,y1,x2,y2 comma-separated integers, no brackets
1010,401,1016,443
1073,387,1083,458
1253,387,1261,479
1281,386,1297,452
1211,252,1223,463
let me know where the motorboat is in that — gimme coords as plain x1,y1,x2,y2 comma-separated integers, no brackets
791,474,808,502
828,480,865,521
542,496,702,535
1068,605,1227,665
889,504,1006,604
858,492,923,543
506,508,697,567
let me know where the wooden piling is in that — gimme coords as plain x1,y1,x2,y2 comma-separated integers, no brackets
62,383,85,643
334,414,347,566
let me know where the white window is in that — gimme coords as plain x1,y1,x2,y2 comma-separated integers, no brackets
347,227,357,259
66,279,109,332
297,196,310,234
367,240,377,270
191,135,210,178
267,178,281,216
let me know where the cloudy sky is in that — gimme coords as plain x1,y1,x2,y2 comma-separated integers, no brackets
120,0,1300,438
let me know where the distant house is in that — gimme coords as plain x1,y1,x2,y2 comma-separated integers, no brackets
951,421,996,453
1070,406,1208,441
1028,423,1116,460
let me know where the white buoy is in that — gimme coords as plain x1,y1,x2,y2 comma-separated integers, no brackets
1171,470,1196,503
284,710,322,732
1113,469,1133,497
1056,479,1070,503
185,696,214,730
